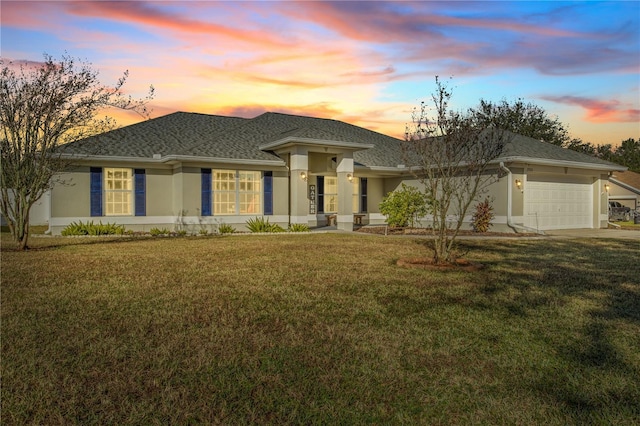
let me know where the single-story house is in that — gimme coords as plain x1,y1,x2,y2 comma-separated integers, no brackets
42,111,624,234
609,170,640,211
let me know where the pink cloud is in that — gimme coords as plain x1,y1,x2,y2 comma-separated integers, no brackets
64,1,289,48
1,1,61,29
542,95,640,123
278,1,582,45
208,103,407,139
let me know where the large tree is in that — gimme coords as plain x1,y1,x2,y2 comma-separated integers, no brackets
0,53,153,250
473,98,570,147
612,138,640,173
402,77,510,264
566,137,640,173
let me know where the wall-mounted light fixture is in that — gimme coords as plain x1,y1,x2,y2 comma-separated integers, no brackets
515,179,523,192
347,173,353,182
604,183,610,193
300,171,307,181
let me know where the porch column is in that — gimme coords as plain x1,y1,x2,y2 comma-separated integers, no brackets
336,153,354,231
290,147,309,224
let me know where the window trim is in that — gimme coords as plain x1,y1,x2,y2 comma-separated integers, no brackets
324,176,338,213
104,167,133,216
209,169,265,215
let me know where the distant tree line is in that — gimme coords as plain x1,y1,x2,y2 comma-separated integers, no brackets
474,99,640,173
565,137,640,173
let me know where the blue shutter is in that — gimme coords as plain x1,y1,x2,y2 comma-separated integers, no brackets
264,171,273,215
134,169,146,216
201,168,212,216
90,167,102,216
360,178,368,213
317,176,324,214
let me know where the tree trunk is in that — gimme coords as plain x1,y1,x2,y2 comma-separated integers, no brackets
13,196,30,251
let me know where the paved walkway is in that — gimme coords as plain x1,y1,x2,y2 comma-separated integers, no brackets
545,228,640,240
313,225,640,241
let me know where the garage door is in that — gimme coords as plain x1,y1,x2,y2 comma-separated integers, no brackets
524,176,593,230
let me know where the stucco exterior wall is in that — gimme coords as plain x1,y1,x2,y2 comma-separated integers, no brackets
272,171,289,216
365,177,385,214
146,168,173,216
51,166,91,218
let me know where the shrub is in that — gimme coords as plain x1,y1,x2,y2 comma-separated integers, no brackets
379,183,429,227
246,217,284,233
61,220,125,236
289,223,309,232
149,227,170,236
198,228,210,236
218,223,235,234
471,198,495,232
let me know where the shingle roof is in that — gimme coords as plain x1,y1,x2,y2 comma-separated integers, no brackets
62,111,624,171
500,131,625,170
63,111,405,167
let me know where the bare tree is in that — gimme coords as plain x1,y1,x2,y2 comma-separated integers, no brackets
403,77,509,264
0,53,154,250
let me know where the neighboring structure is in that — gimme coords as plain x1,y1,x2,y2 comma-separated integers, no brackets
43,111,624,235
609,170,640,211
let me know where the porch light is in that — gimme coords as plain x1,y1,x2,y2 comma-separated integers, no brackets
604,183,610,193
300,172,307,181
347,173,353,182
515,179,523,191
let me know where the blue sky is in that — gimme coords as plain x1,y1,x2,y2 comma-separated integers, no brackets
1,0,638,145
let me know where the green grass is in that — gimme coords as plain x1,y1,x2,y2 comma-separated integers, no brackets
615,220,640,229
2,234,639,424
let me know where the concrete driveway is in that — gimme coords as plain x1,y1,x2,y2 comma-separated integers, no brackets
545,228,640,240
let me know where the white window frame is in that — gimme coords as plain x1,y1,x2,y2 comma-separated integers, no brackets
104,167,132,216
213,170,262,215
324,176,338,213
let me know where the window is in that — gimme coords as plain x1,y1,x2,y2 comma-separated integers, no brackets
324,177,338,212
239,171,261,214
104,168,132,215
213,170,262,215
91,168,144,217
213,170,236,214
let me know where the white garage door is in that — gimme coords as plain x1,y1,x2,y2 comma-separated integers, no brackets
524,176,593,230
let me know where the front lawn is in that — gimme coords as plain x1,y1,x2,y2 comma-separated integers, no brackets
2,234,639,424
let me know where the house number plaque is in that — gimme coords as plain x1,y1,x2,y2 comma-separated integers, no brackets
308,184,316,214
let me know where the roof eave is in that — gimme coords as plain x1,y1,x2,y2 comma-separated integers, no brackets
60,153,286,167
495,156,627,172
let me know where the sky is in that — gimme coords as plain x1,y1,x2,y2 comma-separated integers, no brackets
1,0,639,145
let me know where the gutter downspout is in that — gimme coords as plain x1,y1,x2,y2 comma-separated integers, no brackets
499,162,545,235
45,189,52,235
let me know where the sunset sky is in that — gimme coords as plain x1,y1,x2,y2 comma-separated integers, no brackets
2,0,639,145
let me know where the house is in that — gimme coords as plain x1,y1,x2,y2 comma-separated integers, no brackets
609,170,640,211
45,111,625,235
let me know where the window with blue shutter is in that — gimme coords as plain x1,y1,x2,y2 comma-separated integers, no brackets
90,167,103,216
134,169,146,216
264,171,273,215
201,168,212,216
360,178,368,213
317,176,324,214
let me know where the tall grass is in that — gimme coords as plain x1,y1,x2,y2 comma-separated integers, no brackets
1,234,639,424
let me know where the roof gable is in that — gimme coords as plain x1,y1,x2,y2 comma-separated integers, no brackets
610,170,640,194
